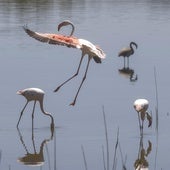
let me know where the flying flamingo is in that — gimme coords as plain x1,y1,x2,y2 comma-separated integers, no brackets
23,21,106,106
118,42,138,68
17,88,54,130
133,99,152,135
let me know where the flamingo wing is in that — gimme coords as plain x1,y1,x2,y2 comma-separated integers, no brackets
118,47,131,57
78,39,106,63
23,26,81,49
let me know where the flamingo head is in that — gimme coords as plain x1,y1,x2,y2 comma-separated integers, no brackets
133,99,149,113
58,20,75,36
130,42,138,49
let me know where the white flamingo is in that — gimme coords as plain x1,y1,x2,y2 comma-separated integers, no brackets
17,88,54,130
23,20,106,106
134,99,152,135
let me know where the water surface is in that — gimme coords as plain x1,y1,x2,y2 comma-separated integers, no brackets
1,0,170,169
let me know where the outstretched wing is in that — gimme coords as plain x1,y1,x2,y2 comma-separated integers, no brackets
23,26,81,49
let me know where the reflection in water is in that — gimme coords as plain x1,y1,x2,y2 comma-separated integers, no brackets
17,126,54,166
134,136,152,170
118,67,138,82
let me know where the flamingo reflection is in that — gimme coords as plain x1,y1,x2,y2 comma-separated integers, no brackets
118,67,138,82
17,126,54,167
134,135,152,170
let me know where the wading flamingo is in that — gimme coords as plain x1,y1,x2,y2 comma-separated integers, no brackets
133,99,152,135
118,42,138,68
17,88,54,130
23,21,106,106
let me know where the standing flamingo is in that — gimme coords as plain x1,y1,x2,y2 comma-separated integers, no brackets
23,21,106,106
17,88,54,130
118,42,138,68
133,99,152,135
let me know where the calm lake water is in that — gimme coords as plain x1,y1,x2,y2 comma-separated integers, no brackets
1,0,170,169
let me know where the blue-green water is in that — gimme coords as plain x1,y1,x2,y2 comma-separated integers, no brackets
1,0,170,169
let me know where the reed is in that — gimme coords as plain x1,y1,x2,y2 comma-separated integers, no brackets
102,106,121,170
102,145,106,170
0,150,1,165
154,66,159,133
112,128,119,170
81,145,88,170
102,106,109,170
119,143,127,170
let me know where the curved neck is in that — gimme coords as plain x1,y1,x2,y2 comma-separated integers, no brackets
130,42,134,49
130,42,137,54
130,42,137,50
130,44,134,54
68,22,75,36
39,99,54,126
58,20,75,36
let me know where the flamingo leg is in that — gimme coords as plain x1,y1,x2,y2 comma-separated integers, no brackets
32,101,36,130
70,57,91,106
123,57,126,68
127,57,129,68
141,120,144,135
54,54,84,92
17,101,29,127
137,112,142,135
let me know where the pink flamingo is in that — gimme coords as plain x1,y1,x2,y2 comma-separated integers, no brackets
134,99,152,135
23,21,106,106
17,88,54,130
118,42,138,68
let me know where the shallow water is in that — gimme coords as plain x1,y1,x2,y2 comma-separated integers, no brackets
1,0,170,169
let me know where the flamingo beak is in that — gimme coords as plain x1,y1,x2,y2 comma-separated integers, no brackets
17,90,22,95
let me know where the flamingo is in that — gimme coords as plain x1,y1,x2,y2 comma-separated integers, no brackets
133,99,152,135
118,42,138,68
17,88,54,130
23,20,106,106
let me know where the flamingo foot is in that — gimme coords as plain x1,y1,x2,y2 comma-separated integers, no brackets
69,101,76,106
54,86,60,92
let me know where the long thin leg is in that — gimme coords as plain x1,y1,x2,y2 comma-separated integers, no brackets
70,57,91,106
32,101,36,131
17,101,29,127
137,112,142,135
127,57,129,68
123,57,125,68
141,119,144,135
54,54,84,92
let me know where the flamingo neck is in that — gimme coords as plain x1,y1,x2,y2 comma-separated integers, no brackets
69,22,75,36
130,43,135,54
58,20,75,37
39,100,54,126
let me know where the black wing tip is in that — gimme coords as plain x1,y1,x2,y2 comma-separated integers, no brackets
22,25,35,37
22,25,31,35
93,56,102,63
22,24,28,30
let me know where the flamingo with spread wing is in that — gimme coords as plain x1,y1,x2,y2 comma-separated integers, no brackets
23,21,106,106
